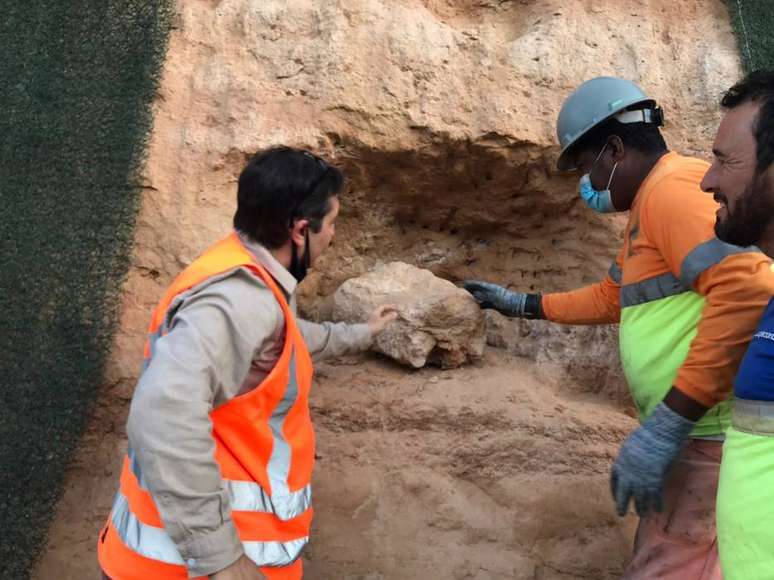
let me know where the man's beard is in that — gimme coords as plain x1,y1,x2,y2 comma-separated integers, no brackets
715,172,774,247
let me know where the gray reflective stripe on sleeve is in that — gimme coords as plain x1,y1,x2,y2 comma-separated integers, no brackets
608,261,622,284
111,490,308,568
679,237,760,288
620,272,689,308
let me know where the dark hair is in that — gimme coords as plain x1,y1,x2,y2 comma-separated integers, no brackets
233,146,344,248
721,71,774,175
574,112,667,159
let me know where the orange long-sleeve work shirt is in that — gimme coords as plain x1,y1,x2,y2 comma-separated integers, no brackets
542,152,772,435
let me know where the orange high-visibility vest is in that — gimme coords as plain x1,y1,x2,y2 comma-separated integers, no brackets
98,233,314,580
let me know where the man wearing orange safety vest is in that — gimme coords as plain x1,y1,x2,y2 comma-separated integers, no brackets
464,77,771,579
97,147,397,580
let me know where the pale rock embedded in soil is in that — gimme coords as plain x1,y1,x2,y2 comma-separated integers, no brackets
333,262,485,368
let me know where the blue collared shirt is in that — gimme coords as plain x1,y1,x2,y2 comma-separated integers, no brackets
736,297,774,400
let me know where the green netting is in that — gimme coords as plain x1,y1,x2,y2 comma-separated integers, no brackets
0,1,172,577
727,0,774,72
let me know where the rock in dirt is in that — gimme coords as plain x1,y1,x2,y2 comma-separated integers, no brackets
333,262,485,368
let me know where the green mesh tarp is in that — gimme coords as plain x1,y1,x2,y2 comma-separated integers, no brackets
727,0,774,72
0,1,172,576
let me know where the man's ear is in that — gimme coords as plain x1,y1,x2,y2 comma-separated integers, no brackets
290,218,309,246
609,135,626,162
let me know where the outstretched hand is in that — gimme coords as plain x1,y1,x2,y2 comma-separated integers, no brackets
462,280,528,317
367,304,399,336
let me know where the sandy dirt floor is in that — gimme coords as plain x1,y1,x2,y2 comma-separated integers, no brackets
35,348,638,579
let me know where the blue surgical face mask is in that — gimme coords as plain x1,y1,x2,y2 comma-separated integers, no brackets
579,143,618,213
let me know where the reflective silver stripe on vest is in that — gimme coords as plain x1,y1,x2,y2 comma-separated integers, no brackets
608,261,622,284
127,446,150,489
226,480,311,517
130,343,311,520
128,448,312,517
111,491,184,565
265,352,310,521
243,538,308,569
128,266,311,540
680,237,759,288
111,491,308,568
732,399,774,436
620,272,689,308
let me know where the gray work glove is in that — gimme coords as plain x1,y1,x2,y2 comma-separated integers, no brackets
610,402,695,517
463,280,540,318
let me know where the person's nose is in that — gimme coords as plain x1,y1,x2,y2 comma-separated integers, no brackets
701,163,718,193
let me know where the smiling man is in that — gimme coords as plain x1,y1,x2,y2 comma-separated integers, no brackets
700,71,774,580
464,77,771,579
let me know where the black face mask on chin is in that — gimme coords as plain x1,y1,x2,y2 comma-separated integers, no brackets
289,228,311,282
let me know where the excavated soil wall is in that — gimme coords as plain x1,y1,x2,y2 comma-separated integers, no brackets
36,1,742,578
